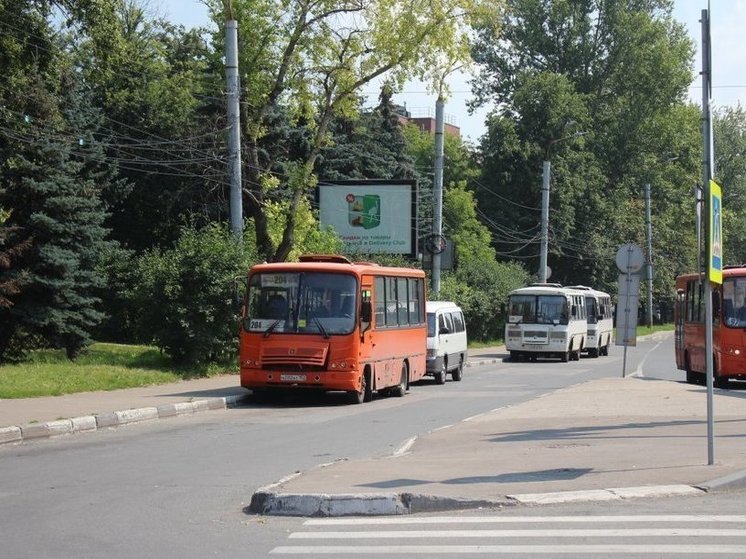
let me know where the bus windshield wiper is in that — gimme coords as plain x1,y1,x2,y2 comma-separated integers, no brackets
263,320,281,338
313,317,330,339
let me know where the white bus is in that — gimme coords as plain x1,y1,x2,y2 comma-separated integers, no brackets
505,283,588,362
566,285,613,358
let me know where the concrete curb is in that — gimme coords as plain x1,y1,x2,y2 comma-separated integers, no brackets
248,490,516,517
0,393,251,447
466,358,505,367
247,481,743,517
697,469,746,492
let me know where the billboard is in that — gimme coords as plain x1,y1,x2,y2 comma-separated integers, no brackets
317,180,417,257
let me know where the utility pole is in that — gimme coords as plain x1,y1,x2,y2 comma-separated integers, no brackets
539,159,551,283
644,182,653,327
539,128,587,283
225,14,243,237
431,97,445,296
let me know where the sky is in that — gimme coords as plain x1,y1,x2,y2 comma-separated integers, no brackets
157,0,745,142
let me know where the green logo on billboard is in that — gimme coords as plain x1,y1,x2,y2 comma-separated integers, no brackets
347,194,380,229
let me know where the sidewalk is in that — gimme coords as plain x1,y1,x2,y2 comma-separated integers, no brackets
250,374,746,516
3,339,746,518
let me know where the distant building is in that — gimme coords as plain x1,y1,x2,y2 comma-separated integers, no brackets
393,104,461,139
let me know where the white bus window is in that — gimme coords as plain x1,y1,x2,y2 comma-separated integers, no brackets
537,295,568,324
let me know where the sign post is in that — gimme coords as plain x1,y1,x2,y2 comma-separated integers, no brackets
615,244,644,378
701,7,718,466
705,179,722,465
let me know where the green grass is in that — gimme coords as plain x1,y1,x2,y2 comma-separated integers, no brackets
635,323,674,336
0,343,237,399
469,339,504,349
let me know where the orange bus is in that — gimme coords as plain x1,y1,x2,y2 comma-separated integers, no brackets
239,254,427,403
674,267,746,387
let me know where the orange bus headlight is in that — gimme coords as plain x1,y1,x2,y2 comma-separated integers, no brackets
725,346,741,356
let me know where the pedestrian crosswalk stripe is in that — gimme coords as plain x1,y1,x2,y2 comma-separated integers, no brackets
304,514,746,526
290,528,746,539
270,544,746,554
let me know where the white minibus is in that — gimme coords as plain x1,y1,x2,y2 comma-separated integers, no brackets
566,285,613,357
505,283,587,362
426,301,468,384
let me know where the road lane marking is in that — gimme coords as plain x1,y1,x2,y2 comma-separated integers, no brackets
392,436,416,456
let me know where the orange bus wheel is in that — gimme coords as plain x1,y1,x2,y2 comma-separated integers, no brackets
392,363,408,397
363,369,373,402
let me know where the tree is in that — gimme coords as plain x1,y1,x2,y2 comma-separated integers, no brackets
0,223,30,310
471,0,698,293
402,121,481,251
0,6,115,359
75,0,220,251
317,86,417,182
714,106,746,265
207,0,497,262
133,223,256,364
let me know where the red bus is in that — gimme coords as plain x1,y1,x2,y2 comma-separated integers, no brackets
239,255,427,403
674,267,746,387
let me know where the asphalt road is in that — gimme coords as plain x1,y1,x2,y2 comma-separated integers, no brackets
3,335,728,558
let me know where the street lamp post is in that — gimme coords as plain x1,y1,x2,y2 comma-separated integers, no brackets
538,130,587,283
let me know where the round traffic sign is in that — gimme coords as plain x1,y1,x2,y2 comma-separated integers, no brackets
615,244,644,273
425,234,447,254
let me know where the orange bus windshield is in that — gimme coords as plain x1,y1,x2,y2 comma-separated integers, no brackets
722,277,746,328
245,271,358,337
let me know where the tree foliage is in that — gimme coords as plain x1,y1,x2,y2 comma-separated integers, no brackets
207,0,497,262
75,0,221,251
471,0,699,302
0,224,30,310
714,106,746,265
0,1,116,360
317,86,417,183
132,223,256,364
3,0,742,362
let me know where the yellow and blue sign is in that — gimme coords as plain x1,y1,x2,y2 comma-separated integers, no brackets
709,180,723,285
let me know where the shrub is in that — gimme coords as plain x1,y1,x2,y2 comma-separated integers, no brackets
133,223,257,365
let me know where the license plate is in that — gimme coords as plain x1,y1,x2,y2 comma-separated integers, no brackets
280,374,306,382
